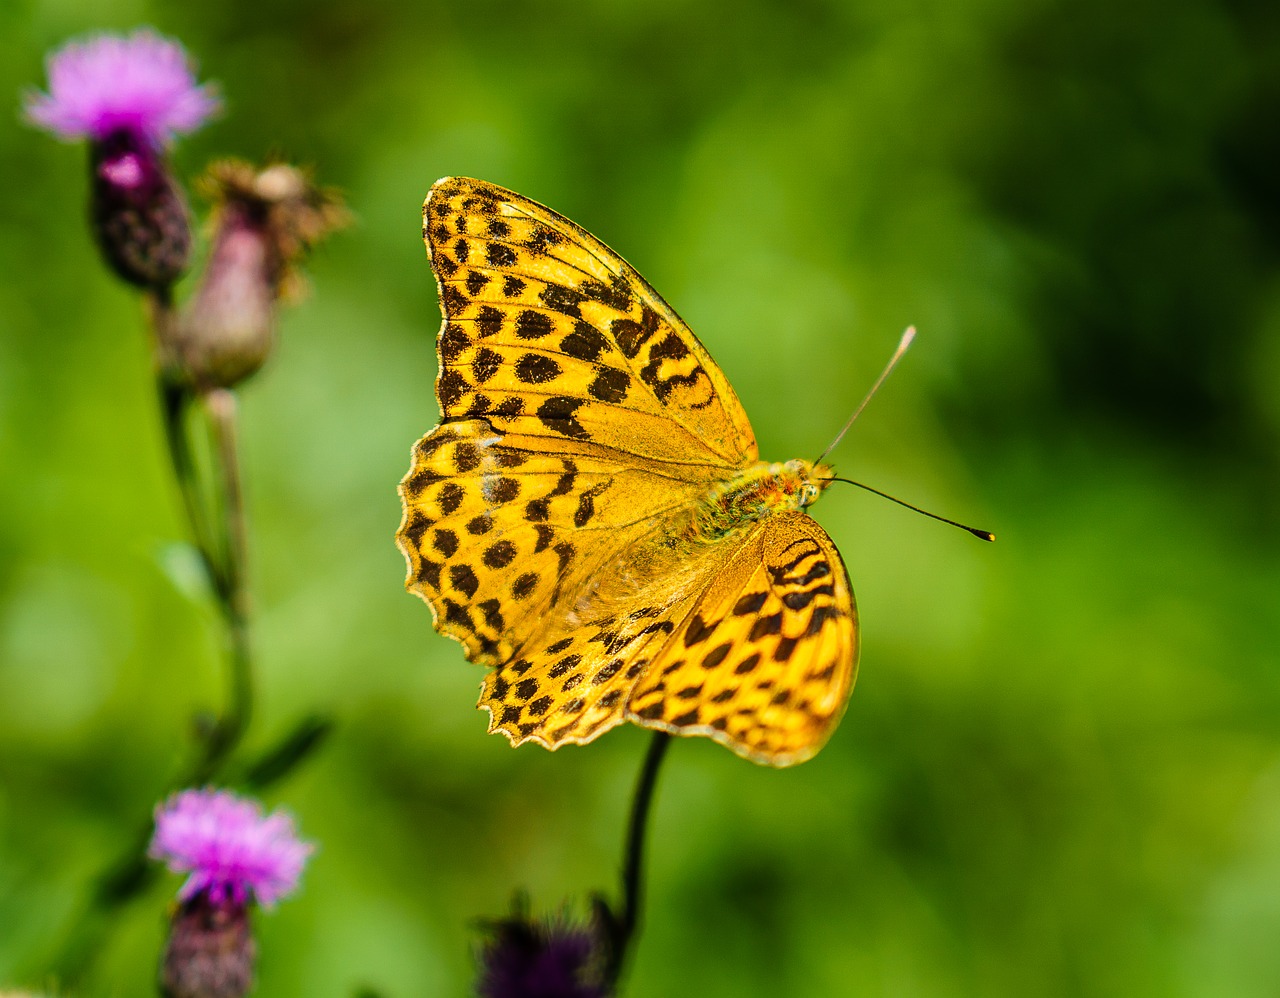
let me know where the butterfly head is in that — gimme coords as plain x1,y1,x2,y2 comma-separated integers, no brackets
780,459,834,510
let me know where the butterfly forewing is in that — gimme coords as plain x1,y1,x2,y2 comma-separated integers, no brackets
398,421,709,665
422,177,758,468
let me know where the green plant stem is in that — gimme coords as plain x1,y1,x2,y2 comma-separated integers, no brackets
606,731,671,987
149,300,255,780
54,296,259,986
195,387,254,780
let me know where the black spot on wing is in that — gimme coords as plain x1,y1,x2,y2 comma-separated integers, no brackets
734,653,761,674
465,271,490,296
539,283,585,318
437,483,464,514
515,310,553,340
701,643,732,669
573,483,609,528
475,306,504,337
493,397,524,419
805,604,842,637
478,599,505,631
640,332,703,404
560,323,612,362
579,275,634,311
437,370,468,409
683,613,718,647
515,353,562,385
415,558,441,588
487,242,517,267
782,584,834,611
587,367,630,403
536,396,589,439
490,477,520,503
403,467,442,499
611,320,642,355
439,324,470,362
473,347,501,383
402,509,432,545
432,529,458,557
548,654,581,678
749,613,782,641
483,540,516,569
733,592,768,616
449,564,479,598
452,442,480,472
527,225,564,252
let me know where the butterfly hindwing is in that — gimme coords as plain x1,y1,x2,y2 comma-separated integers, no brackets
627,511,858,766
478,592,697,750
476,515,749,749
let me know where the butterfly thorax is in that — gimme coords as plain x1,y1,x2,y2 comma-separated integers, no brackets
692,459,832,542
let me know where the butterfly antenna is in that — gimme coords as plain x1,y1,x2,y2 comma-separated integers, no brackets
813,326,916,466
826,477,994,541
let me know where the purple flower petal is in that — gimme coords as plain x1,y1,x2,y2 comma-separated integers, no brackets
150,788,313,909
24,28,220,146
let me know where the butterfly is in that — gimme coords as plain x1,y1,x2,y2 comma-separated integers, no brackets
397,177,856,767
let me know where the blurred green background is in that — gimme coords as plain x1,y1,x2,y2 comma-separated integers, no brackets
3,0,1279,994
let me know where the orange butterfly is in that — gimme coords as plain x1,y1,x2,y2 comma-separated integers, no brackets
398,177,855,766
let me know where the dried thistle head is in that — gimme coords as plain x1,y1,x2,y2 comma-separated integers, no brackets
199,159,349,301
165,160,348,388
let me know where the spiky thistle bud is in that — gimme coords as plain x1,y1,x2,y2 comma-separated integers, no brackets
88,125,193,288
160,894,255,998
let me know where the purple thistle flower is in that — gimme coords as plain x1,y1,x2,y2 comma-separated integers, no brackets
476,906,610,998
150,789,313,909
23,28,219,288
24,28,219,148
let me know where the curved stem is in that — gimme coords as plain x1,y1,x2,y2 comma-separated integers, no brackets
606,731,671,987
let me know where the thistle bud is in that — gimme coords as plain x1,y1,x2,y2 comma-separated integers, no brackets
89,126,192,288
161,894,255,998
167,160,347,388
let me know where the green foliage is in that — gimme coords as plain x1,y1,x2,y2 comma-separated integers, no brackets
2,0,1278,994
